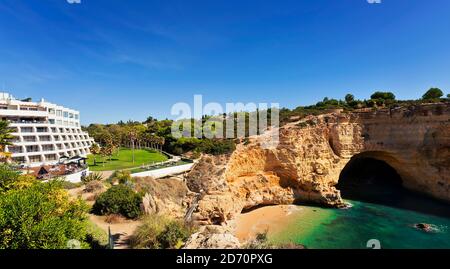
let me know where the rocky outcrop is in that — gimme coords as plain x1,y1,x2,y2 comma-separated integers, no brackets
136,177,190,219
183,225,241,249
186,103,450,226
353,104,450,201
141,192,188,218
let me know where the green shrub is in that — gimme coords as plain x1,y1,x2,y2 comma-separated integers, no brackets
61,181,83,190
0,181,89,249
129,215,193,249
92,185,142,219
345,94,355,104
129,214,167,249
108,170,132,185
85,220,109,249
244,232,305,249
82,172,103,184
197,139,235,155
84,180,105,194
9,174,36,191
422,88,443,100
0,164,21,193
157,221,192,249
117,170,132,184
370,91,396,101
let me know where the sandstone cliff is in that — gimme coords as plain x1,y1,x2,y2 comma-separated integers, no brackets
186,103,450,226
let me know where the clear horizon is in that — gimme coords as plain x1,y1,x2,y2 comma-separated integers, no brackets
1,0,450,125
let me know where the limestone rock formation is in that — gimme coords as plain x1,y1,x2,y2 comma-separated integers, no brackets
185,103,450,226
136,177,190,219
183,225,241,249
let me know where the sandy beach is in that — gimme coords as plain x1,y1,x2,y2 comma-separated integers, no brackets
234,205,304,242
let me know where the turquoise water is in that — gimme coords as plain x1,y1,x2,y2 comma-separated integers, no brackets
273,199,450,249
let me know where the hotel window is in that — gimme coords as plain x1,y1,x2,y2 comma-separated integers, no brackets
49,119,55,124
8,146,22,153
26,146,40,153
23,136,37,142
69,113,74,119
42,145,54,151
64,121,68,126
75,114,79,120
49,108,55,115
64,111,69,118
39,136,51,142
45,154,57,161
56,120,62,125
56,110,62,117
12,157,26,163
29,155,41,163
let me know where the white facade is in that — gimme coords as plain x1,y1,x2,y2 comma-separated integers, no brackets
0,92,95,166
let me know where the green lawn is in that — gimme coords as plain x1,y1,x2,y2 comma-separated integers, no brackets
87,148,168,171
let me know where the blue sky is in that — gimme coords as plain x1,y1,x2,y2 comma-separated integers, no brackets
1,0,450,124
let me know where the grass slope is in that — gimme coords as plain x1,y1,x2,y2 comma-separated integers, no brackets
87,148,168,171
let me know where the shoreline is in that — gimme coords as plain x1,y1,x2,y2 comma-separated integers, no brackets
234,205,306,242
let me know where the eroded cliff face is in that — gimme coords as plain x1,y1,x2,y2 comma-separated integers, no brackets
354,104,450,202
186,103,450,226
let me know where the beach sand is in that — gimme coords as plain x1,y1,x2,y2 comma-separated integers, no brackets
234,205,304,242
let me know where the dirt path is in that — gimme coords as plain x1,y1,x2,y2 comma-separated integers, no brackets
66,184,141,249
89,215,142,249
98,170,114,179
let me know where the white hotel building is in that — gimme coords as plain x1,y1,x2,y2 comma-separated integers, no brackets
0,92,95,167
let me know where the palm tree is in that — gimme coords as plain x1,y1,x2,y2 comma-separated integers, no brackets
127,127,138,164
113,140,121,157
144,133,154,149
157,136,165,152
0,121,14,163
107,142,116,162
99,146,112,167
89,143,101,166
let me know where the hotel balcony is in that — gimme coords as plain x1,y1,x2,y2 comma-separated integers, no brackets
1,109,48,118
